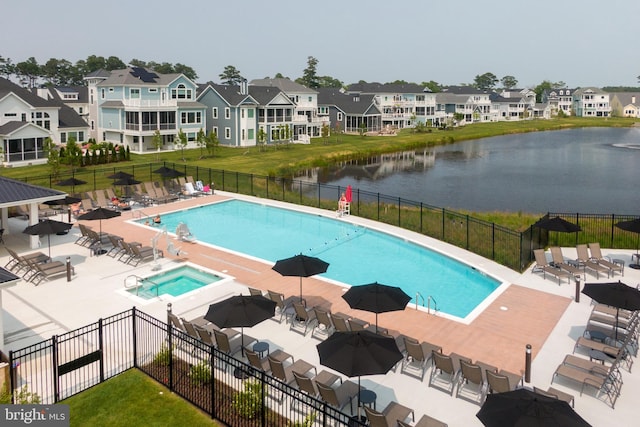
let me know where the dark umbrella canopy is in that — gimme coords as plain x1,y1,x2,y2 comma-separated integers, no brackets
113,177,142,186
582,281,640,340
204,295,276,350
23,219,73,258
342,282,411,332
476,388,591,427
153,166,185,178
534,216,581,233
107,171,134,180
272,254,329,302
317,330,402,410
43,196,82,206
77,207,121,237
56,177,87,194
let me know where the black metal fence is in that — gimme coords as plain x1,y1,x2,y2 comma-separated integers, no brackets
16,163,640,272
8,307,363,427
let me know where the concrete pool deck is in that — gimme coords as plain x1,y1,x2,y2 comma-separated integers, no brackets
1,192,638,426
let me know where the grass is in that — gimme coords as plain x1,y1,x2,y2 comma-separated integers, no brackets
62,369,218,427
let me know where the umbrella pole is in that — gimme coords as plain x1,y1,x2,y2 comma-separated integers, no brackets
357,375,362,421
375,313,378,334
47,234,51,259
300,277,303,303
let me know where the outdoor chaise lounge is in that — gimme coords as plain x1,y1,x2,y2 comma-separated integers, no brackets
456,359,491,404
549,247,582,279
289,301,317,336
485,369,522,394
398,414,448,427
552,358,621,408
532,386,575,408
267,290,296,323
364,401,415,427
588,242,624,276
316,379,360,415
575,244,610,279
429,352,471,395
401,337,442,380
5,248,50,274
311,307,334,339
26,258,72,285
532,249,571,285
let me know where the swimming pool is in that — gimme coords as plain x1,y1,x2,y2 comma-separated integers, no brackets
126,264,224,300
139,200,502,318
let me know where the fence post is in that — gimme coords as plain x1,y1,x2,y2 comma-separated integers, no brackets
132,307,138,368
8,350,15,404
52,335,59,402
167,303,174,391
98,318,104,383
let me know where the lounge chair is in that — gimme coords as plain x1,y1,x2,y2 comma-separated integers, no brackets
575,244,610,279
267,290,296,323
311,307,334,339
290,302,317,336
316,379,360,415
549,247,582,278
330,313,351,332
106,235,125,258
429,352,470,395
401,337,442,381
244,347,272,373
212,329,257,358
247,287,264,297
552,361,621,408
532,249,570,285
127,242,162,266
398,414,448,427
486,369,522,394
363,401,414,427
267,353,315,385
5,248,50,274
455,360,487,404
588,242,624,276
532,386,575,408
26,258,70,285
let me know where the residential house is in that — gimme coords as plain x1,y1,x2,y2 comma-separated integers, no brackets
572,87,611,117
610,92,640,118
250,78,325,142
197,80,258,147
345,82,436,128
0,77,88,166
542,88,574,116
317,88,381,134
435,86,494,125
87,67,206,153
36,86,90,123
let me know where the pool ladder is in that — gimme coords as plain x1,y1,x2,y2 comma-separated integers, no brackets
124,275,160,297
415,292,439,315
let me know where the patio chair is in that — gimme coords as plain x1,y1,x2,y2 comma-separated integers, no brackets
290,301,317,336
455,360,487,404
248,287,264,297
398,414,448,427
330,312,351,332
575,244,610,279
267,290,296,323
588,242,624,276
5,248,50,274
128,242,162,266
106,235,125,258
532,249,570,285
486,369,522,394
267,353,315,385
75,223,94,247
316,379,360,415
533,386,575,408
92,189,111,208
552,361,621,408
213,329,257,358
428,352,469,395
167,312,187,334
293,370,321,397
244,347,271,373
401,337,442,380
311,307,334,339
363,401,414,427
549,246,582,278
26,258,70,285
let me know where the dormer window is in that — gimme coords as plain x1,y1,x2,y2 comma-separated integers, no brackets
171,83,192,100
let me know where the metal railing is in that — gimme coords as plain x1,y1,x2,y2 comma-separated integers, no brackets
17,163,640,272
8,307,364,426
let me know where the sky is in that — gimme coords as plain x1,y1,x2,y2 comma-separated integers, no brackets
2,0,639,89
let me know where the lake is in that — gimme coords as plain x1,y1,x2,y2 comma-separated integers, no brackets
314,127,640,214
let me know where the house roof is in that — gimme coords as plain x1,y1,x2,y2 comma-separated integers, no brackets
84,69,111,79
441,85,490,95
0,77,52,108
58,103,89,128
317,88,380,115
611,92,640,106
0,176,66,209
248,86,292,105
0,121,30,135
250,78,317,94
346,82,427,94
0,267,21,287
48,86,89,104
97,67,183,87
198,83,254,105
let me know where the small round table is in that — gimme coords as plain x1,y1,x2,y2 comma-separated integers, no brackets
359,389,377,410
588,330,607,343
253,341,269,357
589,349,610,365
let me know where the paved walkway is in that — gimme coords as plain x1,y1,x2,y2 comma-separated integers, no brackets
0,192,638,426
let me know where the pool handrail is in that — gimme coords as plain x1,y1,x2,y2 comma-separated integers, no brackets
124,274,160,297
414,292,425,310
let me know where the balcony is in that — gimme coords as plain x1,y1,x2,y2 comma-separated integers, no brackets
122,99,180,108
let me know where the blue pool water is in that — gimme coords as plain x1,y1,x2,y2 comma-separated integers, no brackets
142,200,501,318
128,265,223,299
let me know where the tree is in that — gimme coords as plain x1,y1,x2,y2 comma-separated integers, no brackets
151,130,163,160
298,56,320,89
533,80,566,102
421,80,441,92
358,121,367,137
317,75,343,88
473,72,498,91
321,123,330,144
219,65,243,85
64,137,82,170
173,63,198,81
257,127,267,151
501,75,518,90
0,56,15,79
206,130,219,157
195,128,206,159
15,57,41,88
44,137,61,177
175,129,188,161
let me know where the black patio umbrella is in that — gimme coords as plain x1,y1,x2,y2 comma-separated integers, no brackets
272,254,329,302
615,218,640,269
113,177,142,198
317,330,402,413
476,388,591,427
107,171,134,180
204,295,276,352
56,177,87,194
342,282,411,333
77,207,121,244
43,196,82,222
153,166,185,178
23,219,73,258
582,281,640,341
534,216,582,233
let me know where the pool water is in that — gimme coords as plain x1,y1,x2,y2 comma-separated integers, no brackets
138,200,501,318
128,265,223,300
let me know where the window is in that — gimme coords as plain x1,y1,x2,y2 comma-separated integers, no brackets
224,127,231,139
148,88,158,93
171,83,192,100
180,112,202,124
212,126,218,135
247,109,254,118
61,133,67,143
4,113,16,117
241,109,245,118
248,129,254,140
225,108,230,119
212,107,218,119
242,129,245,140
130,88,140,98
78,107,83,114
101,88,105,99
187,132,196,142
337,112,343,121
109,88,114,92
91,120,95,130
308,96,312,102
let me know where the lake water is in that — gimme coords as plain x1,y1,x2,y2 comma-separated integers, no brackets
315,127,640,214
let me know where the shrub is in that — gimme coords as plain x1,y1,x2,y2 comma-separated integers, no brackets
232,380,262,419
188,361,211,386
0,385,41,404
153,344,173,366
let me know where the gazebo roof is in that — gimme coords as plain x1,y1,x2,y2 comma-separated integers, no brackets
0,176,66,209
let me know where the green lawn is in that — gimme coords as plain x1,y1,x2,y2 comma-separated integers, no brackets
62,369,218,427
